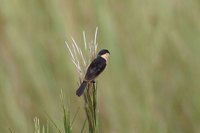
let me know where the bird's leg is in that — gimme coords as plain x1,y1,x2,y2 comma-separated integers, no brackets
86,80,96,95
91,80,96,88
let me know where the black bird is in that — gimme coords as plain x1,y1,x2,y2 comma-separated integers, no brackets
76,49,110,97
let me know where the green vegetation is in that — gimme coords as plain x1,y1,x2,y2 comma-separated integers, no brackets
0,0,200,132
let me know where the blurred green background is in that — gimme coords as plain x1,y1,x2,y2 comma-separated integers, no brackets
1,0,200,132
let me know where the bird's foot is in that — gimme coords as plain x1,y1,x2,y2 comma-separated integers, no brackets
91,80,96,84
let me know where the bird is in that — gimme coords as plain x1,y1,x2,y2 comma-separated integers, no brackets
76,49,110,97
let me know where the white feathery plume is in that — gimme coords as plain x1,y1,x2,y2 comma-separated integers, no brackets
65,28,99,81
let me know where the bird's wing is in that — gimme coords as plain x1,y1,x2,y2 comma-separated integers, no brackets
85,57,106,80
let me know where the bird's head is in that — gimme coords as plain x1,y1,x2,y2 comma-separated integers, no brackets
97,49,110,61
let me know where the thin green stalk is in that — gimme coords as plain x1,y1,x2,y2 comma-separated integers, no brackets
81,118,87,133
9,128,13,133
83,82,99,133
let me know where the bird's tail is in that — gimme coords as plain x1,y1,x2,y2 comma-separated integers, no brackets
76,81,87,97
